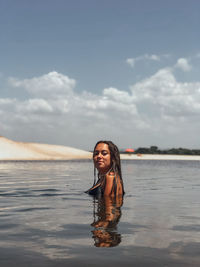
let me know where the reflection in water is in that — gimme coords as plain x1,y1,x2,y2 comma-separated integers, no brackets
1,161,200,266
91,195,123,247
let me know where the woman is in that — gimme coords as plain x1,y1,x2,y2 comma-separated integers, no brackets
86,140,125,196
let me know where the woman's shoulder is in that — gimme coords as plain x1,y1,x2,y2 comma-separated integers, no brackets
106,172,114,178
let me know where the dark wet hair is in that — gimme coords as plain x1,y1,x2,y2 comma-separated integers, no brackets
93,140,124,194
92,230,121,247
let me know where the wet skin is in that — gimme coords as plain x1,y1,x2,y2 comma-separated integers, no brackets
93,143,123,196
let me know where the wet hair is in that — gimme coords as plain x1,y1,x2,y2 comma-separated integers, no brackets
92,230,121,247
93,140,124,195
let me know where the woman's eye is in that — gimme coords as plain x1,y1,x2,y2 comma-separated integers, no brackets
94,150,109,156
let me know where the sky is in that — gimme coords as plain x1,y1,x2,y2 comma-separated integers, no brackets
1,0,200,150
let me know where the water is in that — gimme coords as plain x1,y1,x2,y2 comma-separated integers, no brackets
0,160,200,266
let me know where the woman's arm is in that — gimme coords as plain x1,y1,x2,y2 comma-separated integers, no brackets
104,173,123,196
103,173,115,196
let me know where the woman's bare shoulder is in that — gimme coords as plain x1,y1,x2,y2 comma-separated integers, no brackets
107,171,115,177
105,173,115,182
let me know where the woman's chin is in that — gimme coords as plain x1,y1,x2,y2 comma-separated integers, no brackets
96,163,104,169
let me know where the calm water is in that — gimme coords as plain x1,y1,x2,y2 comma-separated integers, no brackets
0,160,200,266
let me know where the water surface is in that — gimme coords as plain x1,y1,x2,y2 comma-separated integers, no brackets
0,160,200,266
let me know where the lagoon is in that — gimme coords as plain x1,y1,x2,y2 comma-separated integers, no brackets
0,160,200,266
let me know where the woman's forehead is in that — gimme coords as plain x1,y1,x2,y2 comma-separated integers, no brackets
95,143,109,151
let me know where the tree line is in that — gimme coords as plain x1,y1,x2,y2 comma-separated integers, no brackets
121,146,200,155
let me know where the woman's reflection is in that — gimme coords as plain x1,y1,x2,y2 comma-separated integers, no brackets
91,195,123,247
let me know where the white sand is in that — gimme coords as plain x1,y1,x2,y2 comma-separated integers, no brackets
120,153,200,161
1,136,199,161
0,136,92,160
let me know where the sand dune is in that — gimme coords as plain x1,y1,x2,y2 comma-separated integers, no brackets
1,136,199,161
0,136,92,160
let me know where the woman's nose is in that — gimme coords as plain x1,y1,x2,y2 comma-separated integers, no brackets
97,153,102,158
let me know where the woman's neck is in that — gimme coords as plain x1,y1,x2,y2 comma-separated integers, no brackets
99,166,112,176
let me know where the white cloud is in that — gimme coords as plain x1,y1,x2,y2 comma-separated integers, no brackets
17,99,54,114
131,68,200,116
126,54,161,68
0,98,16,105
126,58,136,67
9,71,76,98
145,54,160,61
1,68,200,148
103,87,133,104
174,58,192,72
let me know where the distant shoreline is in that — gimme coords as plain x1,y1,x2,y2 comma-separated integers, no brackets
1,154,200,161
120,154,200,161
1,136,200,161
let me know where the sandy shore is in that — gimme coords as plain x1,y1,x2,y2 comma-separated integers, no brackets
120,153,200,161
0,136,92,160
1,136,200,161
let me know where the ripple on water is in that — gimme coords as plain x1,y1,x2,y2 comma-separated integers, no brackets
0,160,199,266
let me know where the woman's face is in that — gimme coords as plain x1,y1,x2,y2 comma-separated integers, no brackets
93,143,111,174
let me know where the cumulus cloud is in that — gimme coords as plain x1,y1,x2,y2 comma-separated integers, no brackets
9,71,76,98
1,68,200,148
174,58,192,72
130,68,200,117
16,99,54,114
126,54,161,67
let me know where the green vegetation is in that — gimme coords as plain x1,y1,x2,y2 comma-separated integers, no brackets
121,146,200,155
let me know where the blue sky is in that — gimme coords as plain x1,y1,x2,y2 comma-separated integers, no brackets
1,0,200,150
